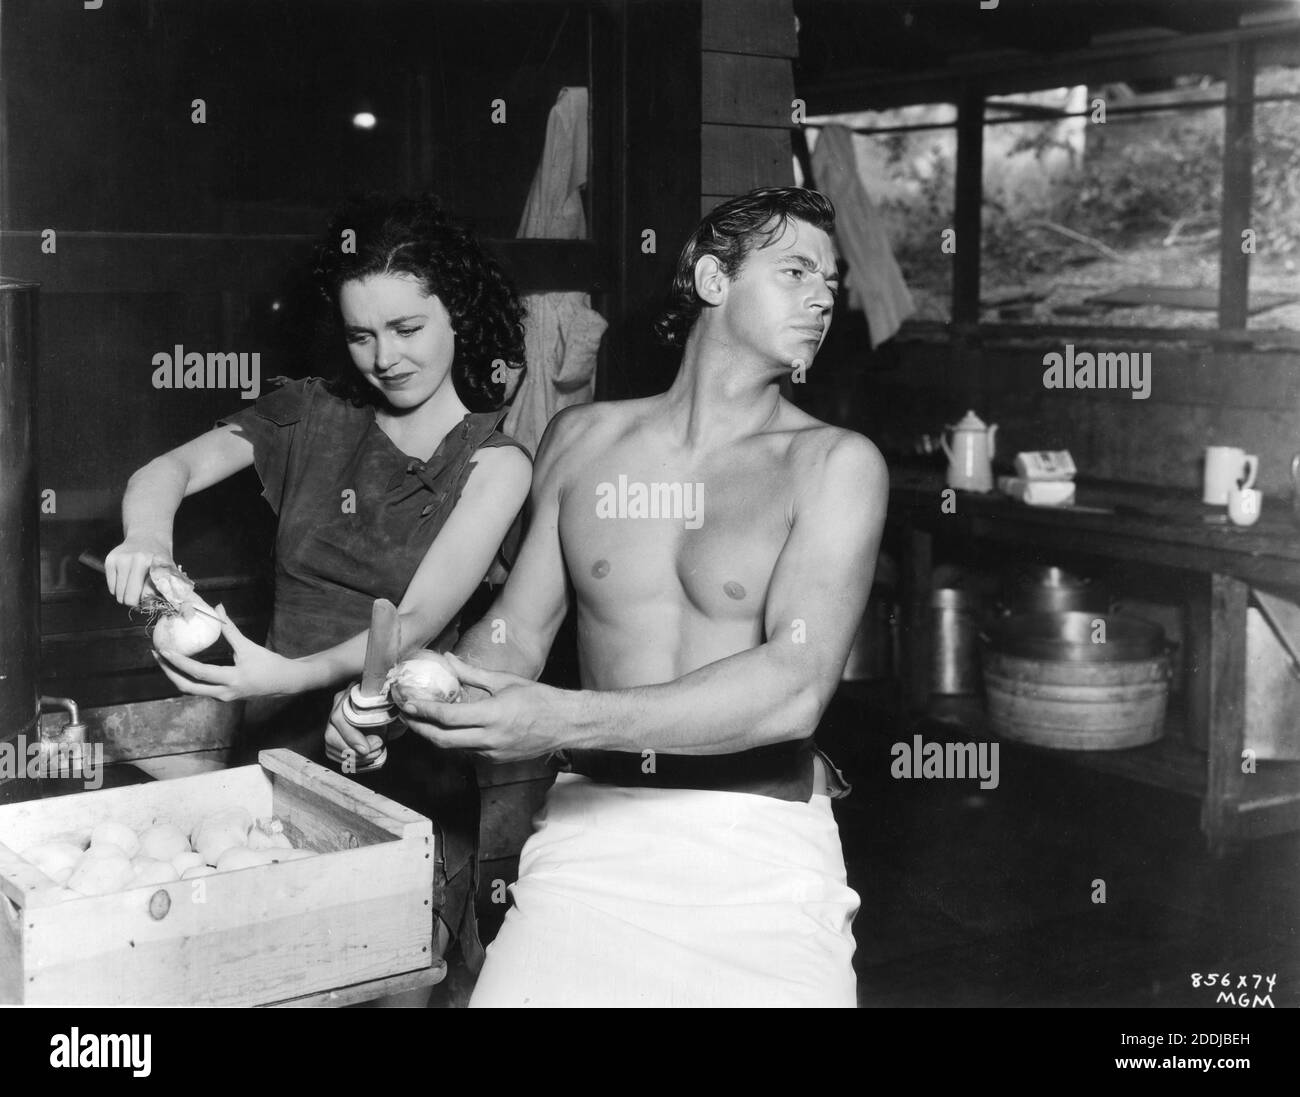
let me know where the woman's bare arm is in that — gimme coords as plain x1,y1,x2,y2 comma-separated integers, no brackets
293,445,533,691
158,444,534,701
107,425,256,605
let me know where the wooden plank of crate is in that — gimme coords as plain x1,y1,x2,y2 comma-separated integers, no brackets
0,839,59,907
260,749,432,846
0,889,23,1003
23,838,434,1006
267,962,446,1008
0,765,271,853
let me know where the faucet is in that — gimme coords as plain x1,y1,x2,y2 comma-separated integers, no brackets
38,695,88,778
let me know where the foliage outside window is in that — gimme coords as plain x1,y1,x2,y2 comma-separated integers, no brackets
804,64,1300,335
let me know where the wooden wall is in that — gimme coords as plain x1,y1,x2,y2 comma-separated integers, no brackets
701,0,798,214
850,324,1300,500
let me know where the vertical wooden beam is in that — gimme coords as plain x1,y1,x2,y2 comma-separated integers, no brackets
1183,573,1211,753
588,0,621,402
1203,572,1248,856
952,86,984,326
1218,41,1255,330
610,0,702,399
0,0,9,231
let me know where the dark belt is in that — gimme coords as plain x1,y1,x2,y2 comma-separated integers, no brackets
560,738,816,802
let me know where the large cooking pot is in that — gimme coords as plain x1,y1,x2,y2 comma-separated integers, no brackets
983,611,1166,662
1004,566,1106,616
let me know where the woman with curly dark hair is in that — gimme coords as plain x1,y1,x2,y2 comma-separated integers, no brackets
104,193,532,980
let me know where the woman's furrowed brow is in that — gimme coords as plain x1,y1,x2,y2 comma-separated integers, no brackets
344,313,427,331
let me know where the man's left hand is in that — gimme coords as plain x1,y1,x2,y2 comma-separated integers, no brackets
391,652,577,763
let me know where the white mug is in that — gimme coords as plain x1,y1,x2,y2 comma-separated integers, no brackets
1227,486,1262,527
1204,446,1258,505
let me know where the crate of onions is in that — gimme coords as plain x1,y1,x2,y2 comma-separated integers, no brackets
0,749,435,1006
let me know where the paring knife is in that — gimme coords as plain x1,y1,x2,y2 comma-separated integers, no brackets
336,598,403,772
360,598,402,699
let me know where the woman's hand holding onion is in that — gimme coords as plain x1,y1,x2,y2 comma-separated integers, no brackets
104,535,174,607
153,606,309,702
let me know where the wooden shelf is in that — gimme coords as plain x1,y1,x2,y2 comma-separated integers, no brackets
924,695,1300,836
927,695,1205,796
0,232,600,296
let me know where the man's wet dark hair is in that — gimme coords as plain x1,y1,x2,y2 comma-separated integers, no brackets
314,192,526,411
653,186,836,348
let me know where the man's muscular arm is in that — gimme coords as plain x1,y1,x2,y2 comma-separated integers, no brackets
400,430,887,761
569,433,887,753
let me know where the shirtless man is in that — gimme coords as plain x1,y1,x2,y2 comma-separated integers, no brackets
329,186,888,1007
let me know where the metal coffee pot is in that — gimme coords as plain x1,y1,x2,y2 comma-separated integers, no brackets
941,410,998,493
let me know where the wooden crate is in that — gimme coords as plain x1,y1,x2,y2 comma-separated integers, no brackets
0,750,436,1006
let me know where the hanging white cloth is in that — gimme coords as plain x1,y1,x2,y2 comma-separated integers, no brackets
810,124,915,348
504,87,607,455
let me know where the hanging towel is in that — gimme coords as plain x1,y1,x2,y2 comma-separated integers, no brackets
505,87,607,455
810,124,915,348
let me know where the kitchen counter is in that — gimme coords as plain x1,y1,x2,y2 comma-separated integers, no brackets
886,467,1300,854
0,762,154,807
889,465,1300,586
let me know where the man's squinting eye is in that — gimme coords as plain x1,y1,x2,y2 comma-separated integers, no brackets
396,326,422,337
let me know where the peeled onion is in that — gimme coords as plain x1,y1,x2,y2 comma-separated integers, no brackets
385,650,463,703
68,853,134,896
152,601,222,657
23,842,83,885
192,807,252,866
171,851,205,875
131,858,180,886
91,821,140,859
216,847,277,872
247,817,293,852
138,822,190,862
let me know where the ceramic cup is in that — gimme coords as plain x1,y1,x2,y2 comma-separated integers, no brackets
1227,486,1263,527
1204,446,1258,505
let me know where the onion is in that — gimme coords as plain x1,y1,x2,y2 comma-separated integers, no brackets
152,600,222,656
385,650,463,703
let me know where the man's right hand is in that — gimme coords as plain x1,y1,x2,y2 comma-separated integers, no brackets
324,686,387,770
104,536,174,607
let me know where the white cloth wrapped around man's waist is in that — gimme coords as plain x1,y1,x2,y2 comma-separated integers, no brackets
470,771,860,1008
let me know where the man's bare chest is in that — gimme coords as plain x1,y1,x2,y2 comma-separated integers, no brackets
558,448,796,617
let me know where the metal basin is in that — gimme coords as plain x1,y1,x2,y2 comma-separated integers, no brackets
1005,566,1106,615
983,611,1165,662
